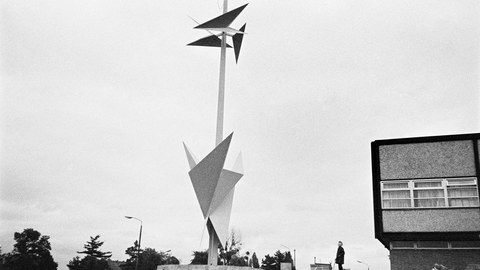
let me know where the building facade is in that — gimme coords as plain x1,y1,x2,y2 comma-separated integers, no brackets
310,263,332,270
371,133,480,270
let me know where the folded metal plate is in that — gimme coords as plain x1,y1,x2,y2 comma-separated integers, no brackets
183,142,198,170
209,188,235,247
232,152,243,174
195,3,248,29
232,24,246,63
199,27,245,34
209,169,243,215
187,35,232,48
188,133,233,218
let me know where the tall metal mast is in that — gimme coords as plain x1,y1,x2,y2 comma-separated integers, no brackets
209,4,228,264
216,0,228,146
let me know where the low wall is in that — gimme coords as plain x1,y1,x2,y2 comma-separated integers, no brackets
158,265,254,270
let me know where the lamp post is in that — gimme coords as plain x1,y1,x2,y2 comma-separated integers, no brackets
280,245,296,269
294,249,296,269
357,260,370,270
125,216,143,270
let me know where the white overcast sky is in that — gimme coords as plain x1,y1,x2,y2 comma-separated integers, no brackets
1,0,479,270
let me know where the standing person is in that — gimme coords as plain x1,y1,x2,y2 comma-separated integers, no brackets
335,241,345,270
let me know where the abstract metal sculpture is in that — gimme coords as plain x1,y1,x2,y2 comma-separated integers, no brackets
188,3,247,64
184,0,248,266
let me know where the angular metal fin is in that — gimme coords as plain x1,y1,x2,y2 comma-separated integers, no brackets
232,23,246,63
183,142,198,170
188,134,233,218
195,4,248,29
188,35,232,48
232,152,244,174
209,169,243,215
208,188,235,247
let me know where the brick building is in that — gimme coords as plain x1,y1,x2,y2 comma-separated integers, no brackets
371,133,480,270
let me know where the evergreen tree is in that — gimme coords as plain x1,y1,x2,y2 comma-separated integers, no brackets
77,235,112,258
251,252,260,268
68,235,112,270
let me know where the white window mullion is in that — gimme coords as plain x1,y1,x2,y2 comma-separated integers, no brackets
410,181,414,208
443,179,449,207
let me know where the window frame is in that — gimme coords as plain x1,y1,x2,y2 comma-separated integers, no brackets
381,177,479,209
390,240,480,250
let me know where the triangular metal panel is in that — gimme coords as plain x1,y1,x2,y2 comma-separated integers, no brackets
209,169,243,215
195,4,248,30
209,188,235,248
198,27,244,34
188,134,233,218
225,26,245,34
232,152,244,174
183,142,198,170
188,35,232,48
232,24,246,63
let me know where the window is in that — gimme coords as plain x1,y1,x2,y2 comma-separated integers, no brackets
382,182,411,208
390,241,480,250
381,177,479,209
417,241,448,248
450,241,480,248
390,241,415,249
413,180,445,208
447,178,479,207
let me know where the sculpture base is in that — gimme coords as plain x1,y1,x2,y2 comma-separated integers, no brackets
158,265,253,270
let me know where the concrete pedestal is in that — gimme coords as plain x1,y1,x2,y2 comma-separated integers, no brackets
158,265,254,270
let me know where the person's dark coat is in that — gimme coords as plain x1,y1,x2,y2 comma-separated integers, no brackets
335,246,345,264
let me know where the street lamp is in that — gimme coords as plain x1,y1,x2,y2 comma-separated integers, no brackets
125,216,143,270
280,244,296,269
357,260,370,270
